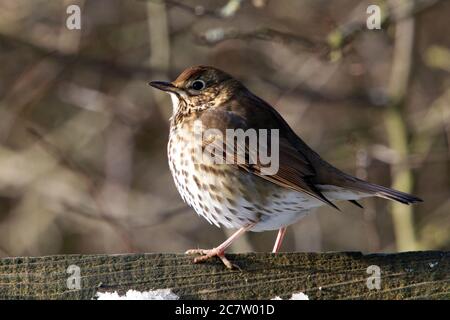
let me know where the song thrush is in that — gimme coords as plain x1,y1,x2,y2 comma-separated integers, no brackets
150,66,422,269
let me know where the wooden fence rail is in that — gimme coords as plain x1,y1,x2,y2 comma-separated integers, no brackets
0,251,448,299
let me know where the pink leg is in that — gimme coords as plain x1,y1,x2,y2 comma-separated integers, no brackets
186,223,256,269
272,227,287,253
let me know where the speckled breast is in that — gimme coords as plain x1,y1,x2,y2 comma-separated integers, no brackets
167,122,323,232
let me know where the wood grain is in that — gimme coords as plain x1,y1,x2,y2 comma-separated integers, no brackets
0,251,448,299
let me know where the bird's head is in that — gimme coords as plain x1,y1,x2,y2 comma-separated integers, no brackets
149,66,241,117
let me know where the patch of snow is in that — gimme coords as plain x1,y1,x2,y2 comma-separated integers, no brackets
429,262,438,268
271,292,309,300
290,292,309,300
95,289,179,300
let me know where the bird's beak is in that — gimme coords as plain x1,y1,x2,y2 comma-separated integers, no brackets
148,81,179,93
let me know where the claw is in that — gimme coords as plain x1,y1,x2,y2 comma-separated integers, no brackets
184,224,256,270
185,248,235,269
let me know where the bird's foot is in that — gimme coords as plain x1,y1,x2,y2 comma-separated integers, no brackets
185,248,236,269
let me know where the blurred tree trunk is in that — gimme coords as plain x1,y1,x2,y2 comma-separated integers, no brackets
385,0,417,251
147,0,172,119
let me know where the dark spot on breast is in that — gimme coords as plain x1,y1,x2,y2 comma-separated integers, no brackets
226,198,237,207
193,176,201,188
254,204,264,211
222,184,234,194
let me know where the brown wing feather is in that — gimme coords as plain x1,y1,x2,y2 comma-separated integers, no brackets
199,107,339,210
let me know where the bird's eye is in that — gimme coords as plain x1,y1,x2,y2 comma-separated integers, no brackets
191,80,206,91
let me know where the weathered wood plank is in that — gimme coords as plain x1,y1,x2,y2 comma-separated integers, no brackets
0,251,448,299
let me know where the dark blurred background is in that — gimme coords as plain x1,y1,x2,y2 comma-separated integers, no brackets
0,0,449,257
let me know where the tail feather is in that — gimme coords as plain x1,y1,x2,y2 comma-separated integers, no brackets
333,171,423,204
367,183,422,204
350,179,423,204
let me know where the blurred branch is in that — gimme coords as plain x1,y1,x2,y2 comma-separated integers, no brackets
195,0,443,61
366,84,450,169
260,75,378,107
219,0,243,18
27,127,187,247
196,27,322,52
142,0,220,18
26,125,138,253
0,110,111,255
0,58,65,143
327,0,442,60
143,0,247,18
384,0,418,252
0,32,159,79
410,88,450,166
